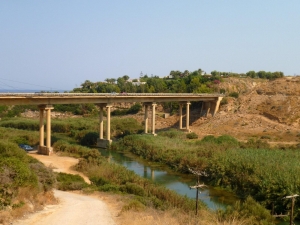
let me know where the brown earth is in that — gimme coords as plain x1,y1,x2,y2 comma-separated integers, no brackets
130,76,300,146
21,76,300,145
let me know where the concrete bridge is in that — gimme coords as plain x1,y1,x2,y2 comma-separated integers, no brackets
0,93,223,155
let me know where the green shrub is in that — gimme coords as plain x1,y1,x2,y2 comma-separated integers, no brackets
120,182,146,196
121,199,146,212
220,196,275,225
30,162,56,192
80,131,99,146
55,172,88,191
158,129,185,139
229,92,239,98
111,109,127,116
127,103,142,114
186,132,198,139
220,97,228,105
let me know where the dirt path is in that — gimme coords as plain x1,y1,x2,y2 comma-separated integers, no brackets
13,153,117,225
29,152,91,184
13,190,116,225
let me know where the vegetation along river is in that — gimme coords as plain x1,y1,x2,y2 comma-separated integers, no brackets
98,149,299,225
99,148,238,210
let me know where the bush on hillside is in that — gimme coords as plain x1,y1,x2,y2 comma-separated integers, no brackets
186,132,198,139
229,92,239,98
55,172,88,191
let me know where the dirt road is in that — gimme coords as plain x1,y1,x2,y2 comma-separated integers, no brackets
13,153,116,225
13,190,116,225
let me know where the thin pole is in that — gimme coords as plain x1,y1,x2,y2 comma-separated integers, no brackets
196,187,199,215
290,197,295,225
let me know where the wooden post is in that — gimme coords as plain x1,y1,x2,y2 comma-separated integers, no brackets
189,168,208,216
283,194,299,225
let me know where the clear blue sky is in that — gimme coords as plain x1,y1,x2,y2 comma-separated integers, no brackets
1,1,299,91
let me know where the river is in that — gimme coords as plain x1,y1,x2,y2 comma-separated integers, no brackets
99,148,298,224
99,148,238,210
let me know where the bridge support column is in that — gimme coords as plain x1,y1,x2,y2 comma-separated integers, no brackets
46,105,53,154
144,104,149,133
38,105,53,155
99,105,104,139
97,104,112,148
179,104,183,129
186,102,191,131
106,105,111,141
151,103,157,136
39,106,45,147
211,97,223,116
151,169,155,180
202,102,211,117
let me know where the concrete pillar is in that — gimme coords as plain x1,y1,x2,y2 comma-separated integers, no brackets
151,103,156,135
151,169,155,180
45,105,53,149
39,107,44,147
144,104,149,133
202,102,211,117
99,105,104,139
179,104,183,129
186,102,191,130
106,105,111,140
211,97,223,116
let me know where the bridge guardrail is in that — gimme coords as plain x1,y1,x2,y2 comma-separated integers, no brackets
0,92,224,97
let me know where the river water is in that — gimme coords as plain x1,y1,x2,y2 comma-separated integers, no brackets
99,148,298,224
99,148,238,210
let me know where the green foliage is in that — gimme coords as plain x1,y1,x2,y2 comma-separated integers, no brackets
158,129,185,139
55,172,88,191
2,105,37,118
220,97,228,105
220,196,275,225
112,103,142,116
120,182,147,196
0,140,55,209
111,133,300,219
80,131,99,146
54,103,97,115
127,103,142,114
186,132,198,139
121,199,146,212
229,92,239,98
76,153,199,212
111,117,143,137
30,162,56,192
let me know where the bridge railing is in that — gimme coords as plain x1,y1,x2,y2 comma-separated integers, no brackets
0,92,224,97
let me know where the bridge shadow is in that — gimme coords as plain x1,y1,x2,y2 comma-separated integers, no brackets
155,106,207,134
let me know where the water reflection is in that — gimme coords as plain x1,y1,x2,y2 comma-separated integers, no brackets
100,149,300,224
100,149,237,210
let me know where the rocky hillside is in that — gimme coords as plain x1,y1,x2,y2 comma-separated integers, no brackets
20,76,300,145
148,77,300,145
191,76,300,144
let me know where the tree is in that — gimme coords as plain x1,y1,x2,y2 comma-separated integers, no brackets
122,75,130,81
257,71,267,79
211,70,218,76
246,71,257,78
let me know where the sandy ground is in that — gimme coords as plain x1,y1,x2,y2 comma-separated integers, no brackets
29,152,91,184
13,190,116,225
13,152,117,225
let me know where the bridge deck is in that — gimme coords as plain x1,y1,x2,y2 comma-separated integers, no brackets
0,93,223,105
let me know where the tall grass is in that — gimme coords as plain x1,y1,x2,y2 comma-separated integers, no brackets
111,131,299,219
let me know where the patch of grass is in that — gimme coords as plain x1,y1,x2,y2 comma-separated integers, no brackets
55,172,88,191
186,132,198,139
